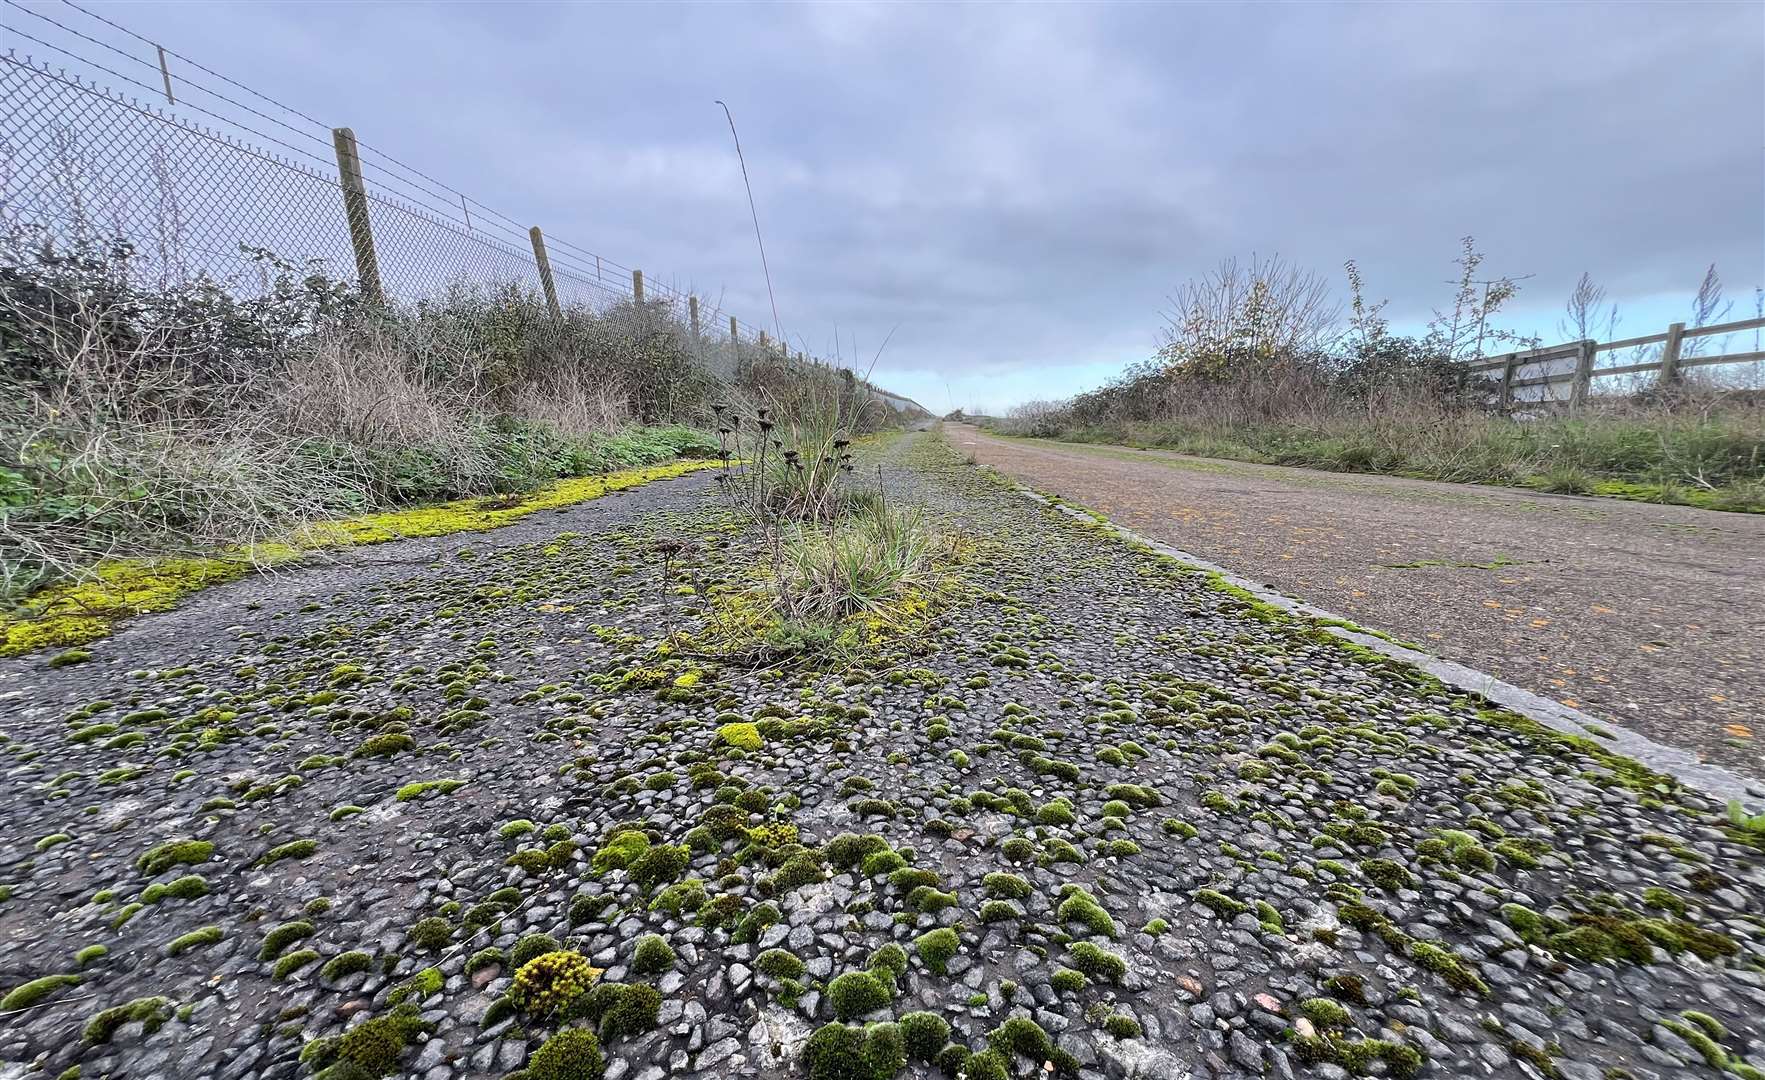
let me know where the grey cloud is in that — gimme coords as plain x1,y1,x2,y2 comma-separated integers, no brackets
51,0,1765,408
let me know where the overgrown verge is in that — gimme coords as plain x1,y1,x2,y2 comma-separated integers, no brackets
989,247,1765,513
996,407,1765,513
2,229,908,621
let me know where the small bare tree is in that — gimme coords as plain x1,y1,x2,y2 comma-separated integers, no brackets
1683,264,1734,358
1558,271,1620,342
1426,236,1534,361
1156,254,1340,379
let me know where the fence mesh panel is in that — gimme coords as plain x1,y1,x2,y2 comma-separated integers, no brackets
2,47,732,349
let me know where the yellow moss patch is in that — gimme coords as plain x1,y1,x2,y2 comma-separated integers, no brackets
1,460,721,658
305,460,720,545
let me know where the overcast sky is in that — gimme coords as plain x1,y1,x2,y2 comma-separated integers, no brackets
11,1,1763,412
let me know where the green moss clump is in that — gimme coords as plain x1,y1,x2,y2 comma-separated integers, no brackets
588,983,661,1043
1104,1013,1142,1039
981,872,1031,900
136,839,213,877
272,949,320,980
1067,941,1126,983
717,722,762,751
1194,888,1248,917
74,945,108,968
352,733,415,758
979,899,1020,923
1056,886,1118,937
632,934,675,975
1035,798,1076,825
511,950,601,1017
1358,858,1413,891
524,1028,606,1080
988,1016,1079,1073
255,839,318,868
756,948,805,981
1300,998,1350,1027
1500,903,1550,945
900,1011,951,1060
0,973,81,1011
858,848,908,877
258,920,316,961
321,951,373,981
825,832,889,870
408,916,454,953
512,933,562,968
569,892,612,926
768,852,825,894
802,1021,907,1080
964,1049,1009,1080
81,995,174,1043
1408,941,1489,996
828,970,892,1020
1050,967,1087,993
388,967,444,1002
165,926,222,956
1291,1033,1424,1078
868,942,909,981
394,778,465,801
590,831,651,874
914,927,960,974
333,1003,434,1077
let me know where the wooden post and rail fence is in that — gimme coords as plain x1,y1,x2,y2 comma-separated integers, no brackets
1467,317,1765,409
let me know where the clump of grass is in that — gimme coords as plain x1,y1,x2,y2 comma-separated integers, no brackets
773,503,949,627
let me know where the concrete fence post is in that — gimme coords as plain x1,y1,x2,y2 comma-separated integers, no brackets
528,227,562,321
1568,339,1596,409
331,127,383,303
1658,322,1686,384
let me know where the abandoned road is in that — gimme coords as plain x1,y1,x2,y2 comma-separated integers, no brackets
948,425,1765,781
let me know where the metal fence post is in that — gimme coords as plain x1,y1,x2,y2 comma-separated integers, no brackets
331,127,383,302
1658,322,1686,385
632,269,644,305
528,226,562,321
1568,339,1596,409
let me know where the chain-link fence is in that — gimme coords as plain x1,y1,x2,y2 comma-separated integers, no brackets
0,1,803,384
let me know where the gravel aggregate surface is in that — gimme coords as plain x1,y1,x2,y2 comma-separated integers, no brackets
2,430,1763,1080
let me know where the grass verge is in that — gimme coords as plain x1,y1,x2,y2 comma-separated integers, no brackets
995,413,1765,513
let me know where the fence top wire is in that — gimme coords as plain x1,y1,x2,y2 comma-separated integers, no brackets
2,49,340,184
6,0,790,345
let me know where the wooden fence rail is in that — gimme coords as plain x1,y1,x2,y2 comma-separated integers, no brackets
1465,316,1765,408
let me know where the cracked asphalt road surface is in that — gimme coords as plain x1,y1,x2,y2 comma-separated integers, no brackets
947,425,1765,781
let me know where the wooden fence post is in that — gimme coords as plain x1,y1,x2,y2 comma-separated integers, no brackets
1498,353,1517,409
632,269,644,305
331,127,383,302
528,227,562,321
730,316,739,344
1568,339,1596,409
1658,322,1686,385
689,295,700,338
